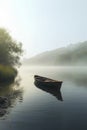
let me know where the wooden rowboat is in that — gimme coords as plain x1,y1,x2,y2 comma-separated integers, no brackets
34,75,62,90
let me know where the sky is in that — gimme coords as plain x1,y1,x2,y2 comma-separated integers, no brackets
0,0,87,58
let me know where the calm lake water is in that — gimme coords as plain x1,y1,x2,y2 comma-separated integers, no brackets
0,66,87,130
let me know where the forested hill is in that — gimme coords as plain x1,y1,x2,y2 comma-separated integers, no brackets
24,41,87,66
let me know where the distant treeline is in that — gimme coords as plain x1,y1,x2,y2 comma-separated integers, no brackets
25,41,87,66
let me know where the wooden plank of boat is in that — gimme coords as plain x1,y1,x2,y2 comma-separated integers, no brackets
34,75,62,90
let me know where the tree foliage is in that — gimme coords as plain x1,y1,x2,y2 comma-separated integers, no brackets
0,28,23,67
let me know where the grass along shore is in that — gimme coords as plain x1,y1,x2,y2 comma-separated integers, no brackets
0,65,17,84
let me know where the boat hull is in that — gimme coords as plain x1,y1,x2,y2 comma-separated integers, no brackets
34,75,62,91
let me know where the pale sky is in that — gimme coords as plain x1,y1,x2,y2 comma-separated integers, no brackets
0,0,87,57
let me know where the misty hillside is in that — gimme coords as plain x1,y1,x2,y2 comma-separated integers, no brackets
24,41,87,66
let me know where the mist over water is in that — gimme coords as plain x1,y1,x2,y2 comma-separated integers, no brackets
0,65,87,130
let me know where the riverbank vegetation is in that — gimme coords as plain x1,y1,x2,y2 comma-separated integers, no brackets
0,28,23,84
0,65,17,83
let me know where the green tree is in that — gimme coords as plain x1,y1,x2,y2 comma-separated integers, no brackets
0,28,23,67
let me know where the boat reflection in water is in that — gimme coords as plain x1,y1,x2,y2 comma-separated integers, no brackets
34,81,63,101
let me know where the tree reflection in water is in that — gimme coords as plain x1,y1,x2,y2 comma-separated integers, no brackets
0,77,23,118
